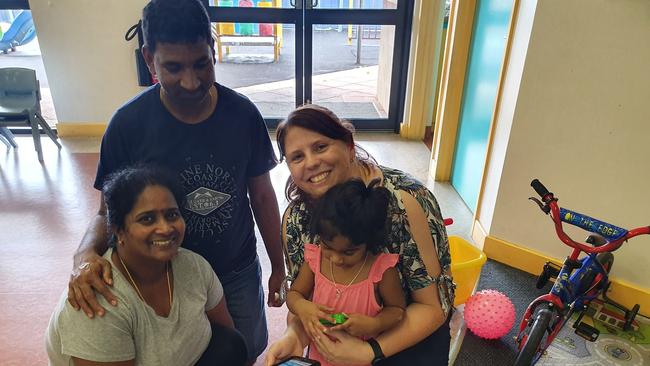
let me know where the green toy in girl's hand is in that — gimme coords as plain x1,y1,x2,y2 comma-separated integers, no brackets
319,313,348,327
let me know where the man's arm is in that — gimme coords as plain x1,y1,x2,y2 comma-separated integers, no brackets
247,172,285,307
67,195,116,318
73,195,110,267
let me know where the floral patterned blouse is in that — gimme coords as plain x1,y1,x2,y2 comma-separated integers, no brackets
282,166,455,317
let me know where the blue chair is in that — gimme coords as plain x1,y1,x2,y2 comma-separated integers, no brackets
0,67,61,162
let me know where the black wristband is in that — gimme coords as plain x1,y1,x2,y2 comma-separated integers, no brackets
367,338,385,365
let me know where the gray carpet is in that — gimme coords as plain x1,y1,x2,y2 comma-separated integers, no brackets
455,259,551,365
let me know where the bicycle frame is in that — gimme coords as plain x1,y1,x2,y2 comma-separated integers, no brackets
516,179,650,358
517,253,610,347
554,253,608,305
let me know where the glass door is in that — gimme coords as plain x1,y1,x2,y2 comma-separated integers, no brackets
305,0,412,130
205,0,413,130
206,0,304,122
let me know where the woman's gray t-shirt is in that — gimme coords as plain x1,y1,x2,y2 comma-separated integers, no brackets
46,247,223,366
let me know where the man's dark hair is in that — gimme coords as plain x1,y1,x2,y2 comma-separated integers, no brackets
142,0,212,53
102,164,186,233
310,179,391,254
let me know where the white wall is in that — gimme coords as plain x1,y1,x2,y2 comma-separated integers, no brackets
478,0,650,287
29,0,147,123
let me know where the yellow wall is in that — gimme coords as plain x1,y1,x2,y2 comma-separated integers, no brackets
29,0,147,125
477,0,650,289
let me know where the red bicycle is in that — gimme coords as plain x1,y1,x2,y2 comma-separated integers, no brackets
513,179,650,365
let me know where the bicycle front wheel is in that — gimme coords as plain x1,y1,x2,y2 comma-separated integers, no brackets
515,304,553,366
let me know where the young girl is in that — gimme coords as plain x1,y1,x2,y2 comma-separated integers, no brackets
287,179,406,366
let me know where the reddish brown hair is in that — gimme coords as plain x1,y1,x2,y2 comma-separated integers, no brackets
276,104,376,203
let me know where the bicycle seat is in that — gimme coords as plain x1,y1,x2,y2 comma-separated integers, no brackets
585,234,607,247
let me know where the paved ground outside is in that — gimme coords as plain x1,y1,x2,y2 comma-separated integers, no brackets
214,27,380,88
237,64,385,119
211,26,386,119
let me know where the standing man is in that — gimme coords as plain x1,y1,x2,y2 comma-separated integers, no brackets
67,0,284,363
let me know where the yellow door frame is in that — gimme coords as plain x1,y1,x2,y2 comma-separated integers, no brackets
399,0,446,140
429,0,520,242
428,0,477,182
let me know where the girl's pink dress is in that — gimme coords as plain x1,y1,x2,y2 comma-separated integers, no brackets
304,243,399,366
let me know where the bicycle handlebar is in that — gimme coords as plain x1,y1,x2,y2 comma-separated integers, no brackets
531,179,551,199
530,179,650,254
558,208,627,241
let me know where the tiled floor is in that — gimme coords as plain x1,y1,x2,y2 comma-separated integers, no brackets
0,133,472,365
0,144,99,365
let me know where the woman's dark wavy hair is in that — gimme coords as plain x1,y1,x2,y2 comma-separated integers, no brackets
310,179,390,254
142,0,212,54
102,165,186,236
276,104,377,203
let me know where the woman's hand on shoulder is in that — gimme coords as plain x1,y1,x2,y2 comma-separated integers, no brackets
68,252,116,318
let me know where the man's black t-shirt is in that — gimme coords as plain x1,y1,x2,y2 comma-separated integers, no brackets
95,83,277,275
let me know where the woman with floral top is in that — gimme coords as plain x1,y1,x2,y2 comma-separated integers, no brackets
265,104,455,366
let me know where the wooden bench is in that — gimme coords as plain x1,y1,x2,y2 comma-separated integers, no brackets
212,24,280,63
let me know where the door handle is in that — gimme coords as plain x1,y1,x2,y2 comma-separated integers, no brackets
312,0,319,7
290,0,295,7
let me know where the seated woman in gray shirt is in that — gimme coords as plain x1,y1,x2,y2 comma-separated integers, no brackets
46,166,247,366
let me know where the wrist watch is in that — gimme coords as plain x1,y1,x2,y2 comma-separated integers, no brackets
367,338,385,365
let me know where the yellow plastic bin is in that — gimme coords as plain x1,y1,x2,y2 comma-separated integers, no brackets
449,236,487,305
